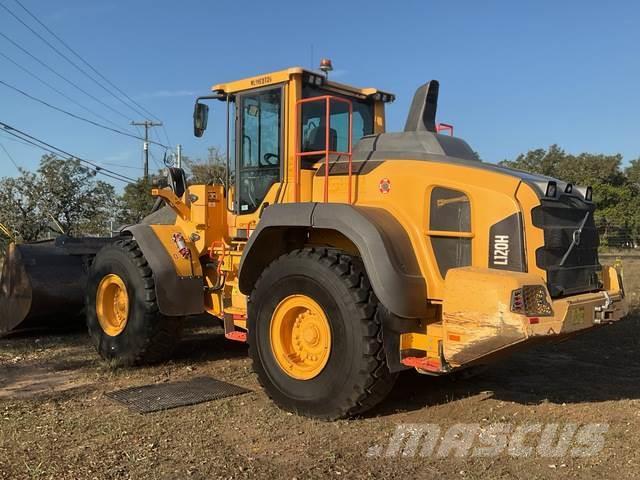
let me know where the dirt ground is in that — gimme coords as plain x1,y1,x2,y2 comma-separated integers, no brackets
1,315,639,480
1,257,639,479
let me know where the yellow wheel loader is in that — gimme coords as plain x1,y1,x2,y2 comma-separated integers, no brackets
0,67,629,419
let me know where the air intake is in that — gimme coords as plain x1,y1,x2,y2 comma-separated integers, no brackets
404,80,439,133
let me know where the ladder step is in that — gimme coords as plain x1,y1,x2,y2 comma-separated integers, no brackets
225,331,247,342
401,356,442,372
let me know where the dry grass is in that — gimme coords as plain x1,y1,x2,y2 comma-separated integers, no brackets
1,257,639,479
2,310,640,479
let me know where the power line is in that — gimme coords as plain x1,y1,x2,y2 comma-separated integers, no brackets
0,79,170,148
1,126,136,183
3,129,135,185
2,128,135,184
0,130,41,149
0,48,130,133
161,126,173,149
148,148,163,170
10,0,173,147
0,0,149,121
0,142,20,170
0,30,137,127
101,161,144,171
0,121,137,184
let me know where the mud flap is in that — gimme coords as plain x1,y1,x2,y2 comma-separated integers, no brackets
379,308,423,373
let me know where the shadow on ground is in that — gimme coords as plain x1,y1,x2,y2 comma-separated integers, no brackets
373,314,640,416
2,313,640,415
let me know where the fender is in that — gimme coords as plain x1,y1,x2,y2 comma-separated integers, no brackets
124,224,204,317
238,203,427,319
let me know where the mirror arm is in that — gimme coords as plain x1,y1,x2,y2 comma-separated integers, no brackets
195,93,227,103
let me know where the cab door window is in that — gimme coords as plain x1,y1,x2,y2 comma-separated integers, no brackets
237,87,282,213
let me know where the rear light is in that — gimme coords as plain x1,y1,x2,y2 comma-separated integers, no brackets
370,92,396,103
511,285,553,317
303,73,325,86
545,181,557,198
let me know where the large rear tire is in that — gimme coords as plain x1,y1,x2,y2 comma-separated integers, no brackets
86,238,181,366
248,248,397,420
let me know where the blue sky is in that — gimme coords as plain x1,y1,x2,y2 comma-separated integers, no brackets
0,0,638,187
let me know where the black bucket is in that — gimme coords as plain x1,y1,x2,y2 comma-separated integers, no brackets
0,236,114,334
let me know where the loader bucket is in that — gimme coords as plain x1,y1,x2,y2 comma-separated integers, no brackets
0,237,113,334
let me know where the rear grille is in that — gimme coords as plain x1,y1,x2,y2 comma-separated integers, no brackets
511,285,553,316
532,195,601,297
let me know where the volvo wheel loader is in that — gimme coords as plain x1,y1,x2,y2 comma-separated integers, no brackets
0,66,629,419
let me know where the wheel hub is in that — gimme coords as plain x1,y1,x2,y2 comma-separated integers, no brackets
270,294,331,380
96,274,130,336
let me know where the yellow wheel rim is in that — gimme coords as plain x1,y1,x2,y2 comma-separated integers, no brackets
270,294,332,380
96,274,130,337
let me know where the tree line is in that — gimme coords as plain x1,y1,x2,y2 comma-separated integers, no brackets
0,148,226,255
500,145,640,248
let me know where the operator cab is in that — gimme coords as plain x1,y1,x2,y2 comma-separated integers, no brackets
192,65,394,216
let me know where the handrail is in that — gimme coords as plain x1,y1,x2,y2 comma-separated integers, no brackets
295,95,353,203
436,123,454,136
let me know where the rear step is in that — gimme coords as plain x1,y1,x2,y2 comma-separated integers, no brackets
401,356,443,373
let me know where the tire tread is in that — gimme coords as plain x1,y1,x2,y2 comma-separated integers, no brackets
248,247,397,420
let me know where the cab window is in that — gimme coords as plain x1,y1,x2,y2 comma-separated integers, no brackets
300,86,373,157
237,87,282,213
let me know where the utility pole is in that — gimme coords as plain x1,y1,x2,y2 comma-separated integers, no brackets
176,144,183,169
131,120,163,181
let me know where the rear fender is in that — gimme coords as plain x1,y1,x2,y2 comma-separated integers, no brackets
238,203,427,319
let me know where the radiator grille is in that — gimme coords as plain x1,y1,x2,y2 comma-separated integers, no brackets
532,195,601,297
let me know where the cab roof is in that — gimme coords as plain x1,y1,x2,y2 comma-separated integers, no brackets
211,67,395,102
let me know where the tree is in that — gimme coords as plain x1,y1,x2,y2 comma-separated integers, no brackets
625,157,640,186
0,155,117,250
0,172,47,256
183,146,227,185
35,155,117,236
500,145,640,248
117,178,156,225
116,167,175,226
0,172,48,243
500,144,565,177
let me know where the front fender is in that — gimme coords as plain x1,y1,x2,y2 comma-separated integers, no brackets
124,224,204,317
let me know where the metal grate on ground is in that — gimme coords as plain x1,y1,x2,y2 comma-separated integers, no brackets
105,376,251,413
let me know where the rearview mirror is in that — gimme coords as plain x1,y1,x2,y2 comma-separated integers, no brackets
193,102,209,137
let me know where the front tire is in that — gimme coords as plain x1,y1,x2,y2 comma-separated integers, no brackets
86,238,181,366
248,248,397,420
